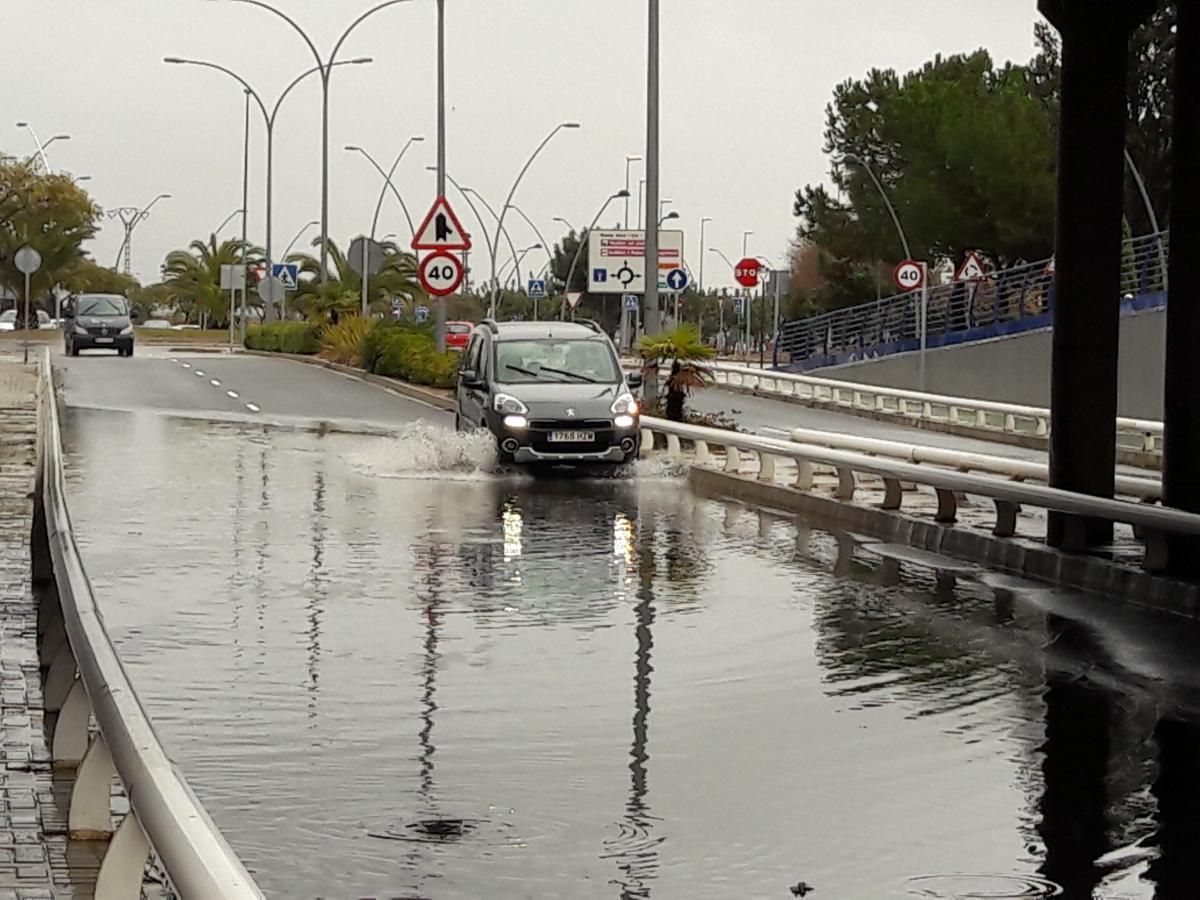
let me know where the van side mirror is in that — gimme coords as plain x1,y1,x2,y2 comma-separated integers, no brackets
625,372,643,390
459,368,482,387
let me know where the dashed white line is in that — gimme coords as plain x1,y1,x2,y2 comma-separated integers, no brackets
210,379,221,387
195,371,206,378
245,403,261,413
761,426,792,437
226,390,239,399
181,362,191,369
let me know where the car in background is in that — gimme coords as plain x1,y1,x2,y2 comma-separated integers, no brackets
0,309,54,331
445,320,473,351
455,318,643,467
63,294,136,357
142,318,173,330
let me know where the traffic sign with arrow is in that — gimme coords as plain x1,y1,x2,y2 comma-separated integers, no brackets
412,196,472,252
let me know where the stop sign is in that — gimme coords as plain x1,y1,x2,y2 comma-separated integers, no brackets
734,257,761,288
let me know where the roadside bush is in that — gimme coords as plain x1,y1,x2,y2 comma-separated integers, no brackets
320,317,375,367
245,322,320,354
369,327,460,389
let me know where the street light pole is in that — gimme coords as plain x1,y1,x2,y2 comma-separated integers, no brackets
15,123,69,173
214,208,245,238
283,220,320,258
624,155,642,229
435,170,495,301
699,216,712,294
346,138,424,239
489,122,581,316
1124,147,1169,291
644,0,661,344
509,205,556,291
843,153,912,260
466,186,527,309
564,190,629,321
165,56,370,319
239,88,251,346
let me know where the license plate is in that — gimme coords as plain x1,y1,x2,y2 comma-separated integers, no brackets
549,430,594,443
94,337,114,343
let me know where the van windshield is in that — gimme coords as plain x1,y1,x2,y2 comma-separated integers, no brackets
494,340,620,384
77,297,127,317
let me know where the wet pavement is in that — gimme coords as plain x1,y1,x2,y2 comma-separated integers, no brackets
53,400,1200,899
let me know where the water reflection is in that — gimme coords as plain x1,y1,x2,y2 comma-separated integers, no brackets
306,467,326,723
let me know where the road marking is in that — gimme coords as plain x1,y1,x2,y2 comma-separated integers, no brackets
210,379,221,386
195,371,206,377
226,390,239,399
245,402,261,413
169,358,179,364
181,362,191,369
761,426,792,437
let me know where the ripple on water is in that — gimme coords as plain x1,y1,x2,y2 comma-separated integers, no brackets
907,874,1063,897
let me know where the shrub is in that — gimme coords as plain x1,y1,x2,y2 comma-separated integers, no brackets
369,328,461,389
245,322,320,354
320,317,375,367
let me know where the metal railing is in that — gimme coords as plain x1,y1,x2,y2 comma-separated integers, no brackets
636,414,1199,572
706,362,1164,456
776,230,1171,371
35,348,265,899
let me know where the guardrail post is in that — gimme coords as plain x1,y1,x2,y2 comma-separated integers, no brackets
993,500,1021,537
1004,414,1017,433
44,643,77,712
53,679,92,767
95,814,152,899
835,467,855,500
934,489,959,524
882,478,904,510
640,428,653,459
666,433,682,459
724,446,741,473
794,460,814,490
70,734,117,840
694,440,710,464
758,453,776,483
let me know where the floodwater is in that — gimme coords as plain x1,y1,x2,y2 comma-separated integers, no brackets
63,407,1200,899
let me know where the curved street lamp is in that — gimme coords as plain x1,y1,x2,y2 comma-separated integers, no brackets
500,244,542,289
462,185,526,309
15,122,70,172
658,210,679,227
508,205,556,288
553,215,576,234
213,208,245,237
841,153,912,261
164,55,371,317
345,136,424,239
283,219,320,258
489,121,581,311
219,0,415,283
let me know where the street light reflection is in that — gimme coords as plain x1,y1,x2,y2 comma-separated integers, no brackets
502,502,523,562
613,512,636,570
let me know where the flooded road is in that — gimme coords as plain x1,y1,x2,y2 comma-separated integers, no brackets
63,405,1200,899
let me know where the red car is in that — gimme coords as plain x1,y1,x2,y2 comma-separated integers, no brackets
446,321,473,351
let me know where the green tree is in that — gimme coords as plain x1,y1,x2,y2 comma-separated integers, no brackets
289,237,424,322
0,159,100,328
794,51,1058,310
638,325,716,421
61,258,139,297
162,236,259,329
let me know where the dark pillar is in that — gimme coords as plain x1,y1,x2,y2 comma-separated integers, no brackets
1040,0,1157,549
1161,3,1200,574
1036,617,1113,896
1147,716,1200,898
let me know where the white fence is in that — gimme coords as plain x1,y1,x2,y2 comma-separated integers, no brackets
637,415,1200,570
36,348,265,899
707,362,1164,456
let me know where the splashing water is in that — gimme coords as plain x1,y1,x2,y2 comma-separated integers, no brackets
349,422,500,478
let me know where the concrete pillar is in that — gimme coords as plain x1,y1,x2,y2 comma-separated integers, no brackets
1161,3,1200,574
1039,0,1156,549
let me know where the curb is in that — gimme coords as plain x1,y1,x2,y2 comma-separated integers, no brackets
687,466,1199,619
240,349,456,412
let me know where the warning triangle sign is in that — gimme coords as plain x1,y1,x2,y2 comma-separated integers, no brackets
955,251,987,281
412,196,472,252
567,291,583,310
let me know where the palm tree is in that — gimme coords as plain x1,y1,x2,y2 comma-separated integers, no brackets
162,235,260,328
288,236,425,323
638,325,716,421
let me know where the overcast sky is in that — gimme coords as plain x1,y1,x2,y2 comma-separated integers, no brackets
3,0,1045,290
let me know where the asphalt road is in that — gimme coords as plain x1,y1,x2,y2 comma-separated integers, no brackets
55,346,449,428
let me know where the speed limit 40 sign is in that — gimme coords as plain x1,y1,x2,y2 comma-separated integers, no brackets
419,250,465,297
893,259,926,292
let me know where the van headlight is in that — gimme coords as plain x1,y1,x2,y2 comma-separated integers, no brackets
493,393,528,415
611,393,639,415
614,415,636,429
120,325,133,335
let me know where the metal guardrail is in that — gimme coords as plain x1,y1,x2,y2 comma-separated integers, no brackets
776,230,1171,371
35,348,265,899
637,414,1200,570
707,362,1165,456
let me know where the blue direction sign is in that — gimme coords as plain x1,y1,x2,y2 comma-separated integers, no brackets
528,278,547,299
414,305,430,324
271,263,300,291
623,293,639,311
733,296,746,315
664,268,689,293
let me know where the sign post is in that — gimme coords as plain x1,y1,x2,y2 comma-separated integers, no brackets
14,246,42,365
413,196,472,348
349,238,386,318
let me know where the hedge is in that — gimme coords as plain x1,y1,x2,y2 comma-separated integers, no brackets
248,318,460,389
244,322,320,354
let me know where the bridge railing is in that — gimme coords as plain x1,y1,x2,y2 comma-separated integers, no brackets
776,230,1170,370
34,348,265,899
706,361,1164,456
636,414,1198,573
